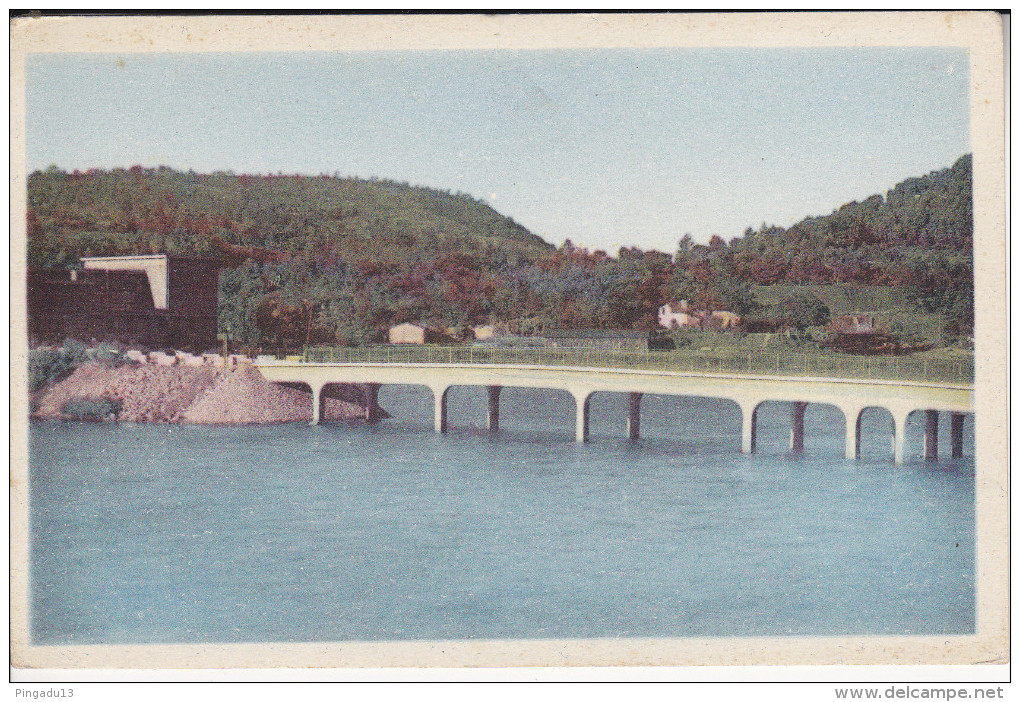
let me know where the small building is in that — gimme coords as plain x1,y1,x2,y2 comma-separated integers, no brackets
502,316,549,336
388,322,448,345
828,314,901,354
658,302,701,329
471,324,496,341
831,314,877,334
27,254,222,350
708,310,741,329
659,302,740,330
389,322,426,344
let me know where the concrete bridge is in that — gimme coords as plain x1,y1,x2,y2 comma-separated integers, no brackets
254,361,974,464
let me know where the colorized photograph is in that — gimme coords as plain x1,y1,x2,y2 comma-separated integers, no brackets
10,13,1006,670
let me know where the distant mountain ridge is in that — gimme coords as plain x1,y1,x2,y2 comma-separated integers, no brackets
27,166,553,269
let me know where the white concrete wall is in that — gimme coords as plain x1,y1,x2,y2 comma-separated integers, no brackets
82,254,169,310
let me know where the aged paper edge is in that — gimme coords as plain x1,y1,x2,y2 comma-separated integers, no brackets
8,11,1007,671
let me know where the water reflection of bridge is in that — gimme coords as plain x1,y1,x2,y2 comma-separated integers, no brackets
255,361,973,464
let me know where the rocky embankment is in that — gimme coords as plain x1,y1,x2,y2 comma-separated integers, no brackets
33,362,376,424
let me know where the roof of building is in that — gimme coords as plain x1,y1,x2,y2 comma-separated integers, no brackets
390,321,450,332
79,254,223,264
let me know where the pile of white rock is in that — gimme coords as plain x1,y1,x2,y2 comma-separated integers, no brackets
119,349,253,367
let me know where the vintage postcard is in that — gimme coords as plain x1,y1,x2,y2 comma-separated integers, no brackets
9,12,1007,678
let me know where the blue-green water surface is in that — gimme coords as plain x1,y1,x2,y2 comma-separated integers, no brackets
29,387,974,644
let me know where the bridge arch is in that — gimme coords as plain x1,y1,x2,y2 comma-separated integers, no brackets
431,384,581,440
278,380,385,426
584,391,742,449
737,399,849,457
850,406,895,461
900,408,973,463
278,380,321,425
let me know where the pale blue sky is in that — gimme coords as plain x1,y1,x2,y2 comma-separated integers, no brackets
26,48,969,253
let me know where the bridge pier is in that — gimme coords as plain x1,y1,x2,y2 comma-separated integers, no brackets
627,392,642,440
790,401,807,453
844,406,863,460
364,383,382,423
433,386,449,434
487,385,502,433
891,409,909,465
951,412,965,458
924,410,939,461
309,383,323,426
740,401,759,454
574,391,591,443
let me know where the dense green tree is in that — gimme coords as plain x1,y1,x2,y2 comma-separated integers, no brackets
218,259,267,347
773,292,831,330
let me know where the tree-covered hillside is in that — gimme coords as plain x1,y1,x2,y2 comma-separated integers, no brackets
25,155,974,349
27,166,552,269
668,154,973,335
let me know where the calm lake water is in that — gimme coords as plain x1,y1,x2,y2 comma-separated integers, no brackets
29,386,974,645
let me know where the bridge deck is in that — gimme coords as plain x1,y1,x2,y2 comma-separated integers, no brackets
255,360,973,464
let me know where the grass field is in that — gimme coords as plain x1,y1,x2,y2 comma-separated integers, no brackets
294,283,973,384
750,284,904,316
749,284,947,345
302,343,973,384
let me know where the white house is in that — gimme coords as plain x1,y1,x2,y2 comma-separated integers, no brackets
658,302,701,329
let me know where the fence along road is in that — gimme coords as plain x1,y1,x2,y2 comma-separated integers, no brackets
254,345,975,464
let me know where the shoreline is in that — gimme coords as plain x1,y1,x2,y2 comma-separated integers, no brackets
32,362,385,425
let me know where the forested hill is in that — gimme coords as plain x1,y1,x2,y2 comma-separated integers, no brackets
719,153,972,286
669,154,973,326
25,157,973,347
27,166,553,270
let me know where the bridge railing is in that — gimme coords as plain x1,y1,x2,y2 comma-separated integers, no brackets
300,345,974,384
